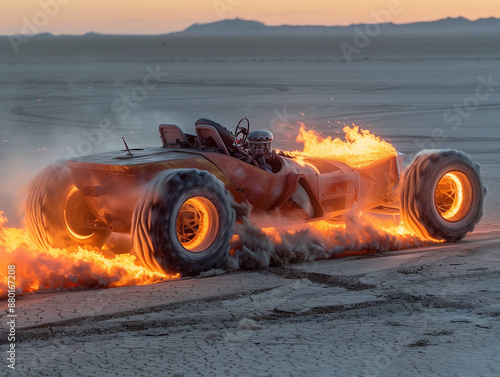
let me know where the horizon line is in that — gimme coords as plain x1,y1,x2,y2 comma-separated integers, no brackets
2,15,499,37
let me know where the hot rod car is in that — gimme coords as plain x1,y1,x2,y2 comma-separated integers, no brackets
26,118,486,275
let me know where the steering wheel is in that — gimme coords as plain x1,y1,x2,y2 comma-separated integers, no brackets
234,118,250,145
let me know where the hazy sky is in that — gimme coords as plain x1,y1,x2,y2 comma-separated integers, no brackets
2,0,499,35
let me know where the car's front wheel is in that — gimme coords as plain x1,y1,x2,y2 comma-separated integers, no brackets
400,149,486,242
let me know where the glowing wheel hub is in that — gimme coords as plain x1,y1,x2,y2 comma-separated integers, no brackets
64,186,97,240
435,172,471,221
176,197,218,252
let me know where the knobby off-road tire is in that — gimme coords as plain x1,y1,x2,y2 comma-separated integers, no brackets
400,149,486,242
132,169,235,276
26,162,110,250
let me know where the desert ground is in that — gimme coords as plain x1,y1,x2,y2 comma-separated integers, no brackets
1,34,500,376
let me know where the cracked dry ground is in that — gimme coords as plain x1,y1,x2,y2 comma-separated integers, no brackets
2,233,500,377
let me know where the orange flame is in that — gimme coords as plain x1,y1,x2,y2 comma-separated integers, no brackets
288,124,437,244
291,123,397,168
0,212,178,298
231,123,438,267
262,214,423,253
0,124,433,298
228,210,433,271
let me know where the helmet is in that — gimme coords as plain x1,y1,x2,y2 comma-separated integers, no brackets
248,130,273,156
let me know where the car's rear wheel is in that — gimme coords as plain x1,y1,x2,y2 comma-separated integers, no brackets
400,150,486,242
132,169,235,276
26,162,110,250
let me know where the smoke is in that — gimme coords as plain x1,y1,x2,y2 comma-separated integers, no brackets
0,212,173,299
225,206,429,271
0,196,431,299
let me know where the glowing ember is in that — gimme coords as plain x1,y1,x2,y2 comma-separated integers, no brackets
290,123,397,168
262,213,425,253
228,211,435,271
0,212,178,298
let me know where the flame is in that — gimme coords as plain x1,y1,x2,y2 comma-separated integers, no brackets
0,212,178,299
226,124,441,270
228,211,435,271
0,124,435,298
287,124,438,244
263,213,422,253
290,123,397,169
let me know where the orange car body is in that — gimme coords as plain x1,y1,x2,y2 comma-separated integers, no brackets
67,123,402,233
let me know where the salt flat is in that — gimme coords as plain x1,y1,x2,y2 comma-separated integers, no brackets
2,235,500,376
0,34,499,376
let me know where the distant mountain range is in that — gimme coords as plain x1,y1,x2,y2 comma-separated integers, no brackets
3,17,500,38
173,17,500,36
